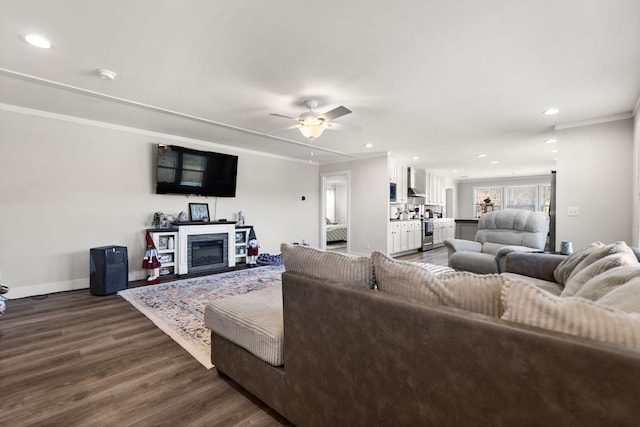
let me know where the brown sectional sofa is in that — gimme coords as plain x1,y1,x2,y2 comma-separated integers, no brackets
205,243,640,426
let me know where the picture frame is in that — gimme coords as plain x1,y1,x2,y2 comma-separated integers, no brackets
189,203,210,222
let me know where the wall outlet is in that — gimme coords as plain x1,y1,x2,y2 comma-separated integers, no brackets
568,206,580,216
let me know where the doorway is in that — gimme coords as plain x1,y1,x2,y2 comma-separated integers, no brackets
321,171,350,253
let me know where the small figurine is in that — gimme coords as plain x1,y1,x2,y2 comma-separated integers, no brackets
238,210,245,226
247,228,259,267
142,231,161,284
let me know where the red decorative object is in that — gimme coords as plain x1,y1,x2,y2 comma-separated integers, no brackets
142,231,161,284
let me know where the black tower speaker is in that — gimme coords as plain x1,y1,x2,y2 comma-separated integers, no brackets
90,245,128,295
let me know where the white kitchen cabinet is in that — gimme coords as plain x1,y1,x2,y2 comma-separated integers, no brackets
433,218,455,247
388,222,402,254
389,158,397,182
388,220,421,254
396,162,408,203
424,171,446,205
411,220,422,249
388,159,408,203
445,218,455,240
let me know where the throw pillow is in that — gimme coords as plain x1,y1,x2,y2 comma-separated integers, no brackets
553,241,634,285
572,264,640,302
501,279,640,350
597,278,640,314
561,251,639,297
280,243,374,289
372,251,504,317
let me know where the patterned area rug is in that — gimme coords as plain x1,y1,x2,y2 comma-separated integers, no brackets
118,261,453,369
118,265,285,369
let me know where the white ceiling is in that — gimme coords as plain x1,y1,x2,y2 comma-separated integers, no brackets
1,0,639,180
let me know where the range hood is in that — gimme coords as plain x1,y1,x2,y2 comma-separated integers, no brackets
407,167,426,198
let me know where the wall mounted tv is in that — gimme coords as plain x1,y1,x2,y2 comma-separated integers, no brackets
155,144,238,197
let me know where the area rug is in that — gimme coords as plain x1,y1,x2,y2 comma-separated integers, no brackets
118,265,285,369
118,261,453,369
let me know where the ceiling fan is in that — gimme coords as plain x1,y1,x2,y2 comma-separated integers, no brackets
269,100,352,140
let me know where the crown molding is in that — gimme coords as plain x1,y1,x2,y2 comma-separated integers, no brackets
0,102,327,166
554,112,634,130
0,68,353,161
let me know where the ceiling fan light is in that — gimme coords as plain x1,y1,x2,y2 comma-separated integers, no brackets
299,124,325,140
25,34,53,48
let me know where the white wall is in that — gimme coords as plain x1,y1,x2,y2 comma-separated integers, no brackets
320,155,388,255
556,118,633,251
0,106,319,298
456,175,552,219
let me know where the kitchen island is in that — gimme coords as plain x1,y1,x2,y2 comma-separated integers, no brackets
454,219,479,241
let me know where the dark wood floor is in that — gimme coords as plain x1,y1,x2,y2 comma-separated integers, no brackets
0,246,448,426
396,245,449,266
0,290,290,426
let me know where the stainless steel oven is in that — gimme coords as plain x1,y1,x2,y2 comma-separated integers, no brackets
420,218,434,251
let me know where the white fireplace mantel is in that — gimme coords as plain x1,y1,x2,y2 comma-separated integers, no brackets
177,223,236,274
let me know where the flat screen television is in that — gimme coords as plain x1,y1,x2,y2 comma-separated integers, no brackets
155,144,238,197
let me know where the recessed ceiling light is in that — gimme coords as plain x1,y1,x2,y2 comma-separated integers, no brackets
412,156,419,160
452,169,458,173
363,143,373,148
543,108,560,115
97,68,117,80
490,160,499,164
551,149,558,153
544,138,557,144
24,34,53,49
476,154,487,158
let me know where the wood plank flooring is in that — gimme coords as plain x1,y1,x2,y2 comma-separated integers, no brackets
0,290,291,426
0,246,449,426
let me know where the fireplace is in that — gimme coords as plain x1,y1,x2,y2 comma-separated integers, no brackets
187,233,228,273
177,223,236,275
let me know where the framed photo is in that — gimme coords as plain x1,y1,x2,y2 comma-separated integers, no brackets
189,203,210,221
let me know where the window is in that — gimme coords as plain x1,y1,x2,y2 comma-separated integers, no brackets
504,186,537,211
474,184,550,217
474,187,501,218
539,185,551,213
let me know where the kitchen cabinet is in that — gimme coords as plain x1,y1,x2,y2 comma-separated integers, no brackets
432,218,455,247
424,171,446,205
388,159,408,203
411,220,422,249
388,220,421,254
396,162,408,203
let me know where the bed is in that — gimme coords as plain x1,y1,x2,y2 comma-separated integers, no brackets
326,223,348,243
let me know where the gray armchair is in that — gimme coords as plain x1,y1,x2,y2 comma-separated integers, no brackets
444,209,549,274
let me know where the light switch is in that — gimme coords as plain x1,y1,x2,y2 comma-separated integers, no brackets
568,206,580,216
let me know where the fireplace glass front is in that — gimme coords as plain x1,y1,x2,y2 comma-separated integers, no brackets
187,233,228,272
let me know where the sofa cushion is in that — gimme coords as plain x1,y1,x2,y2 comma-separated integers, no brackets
501,272,563,296
204,285,284,366
372,251,504,317
448,251,499,274
501,280,640,350
561,252,638,297
572,264,640,302
597,278,640,314
281,243,374,289
553,241,635,285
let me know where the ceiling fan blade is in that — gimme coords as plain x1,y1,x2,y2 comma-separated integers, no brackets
324,121,362,132
269,113,298,120
320,106,352,121
267,124,300,135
